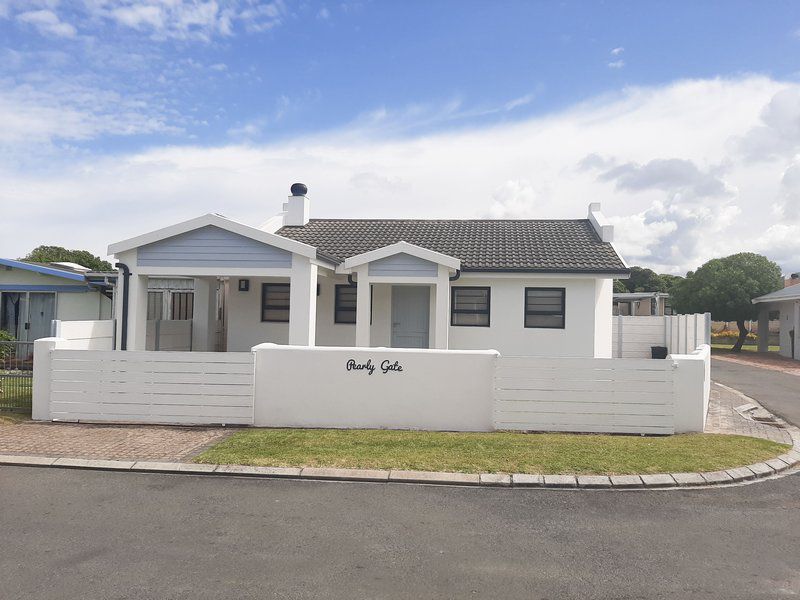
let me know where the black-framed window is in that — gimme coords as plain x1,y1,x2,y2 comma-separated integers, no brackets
335,284,357,324
261,283,290,322
451,287,490,327
524,287,565,329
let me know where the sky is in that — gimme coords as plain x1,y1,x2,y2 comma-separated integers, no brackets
1,1,800,275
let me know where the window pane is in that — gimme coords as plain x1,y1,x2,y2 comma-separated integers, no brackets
335,285,357,324
262,284,290,322
171,292,194,320
454,289,488,311
263,308,290,322
451,287,490,327
524,288,565,328
525,314,564,328
147,292,163,321
453,312,489,326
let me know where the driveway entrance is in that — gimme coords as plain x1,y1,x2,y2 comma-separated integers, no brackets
712,357,800,426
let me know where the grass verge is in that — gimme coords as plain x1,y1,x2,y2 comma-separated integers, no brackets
194,429,790,475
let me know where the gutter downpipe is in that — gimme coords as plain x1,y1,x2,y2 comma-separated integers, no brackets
449,269,461,282
115,263,131,351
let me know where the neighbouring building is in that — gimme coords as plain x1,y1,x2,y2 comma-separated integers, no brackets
613,291,671,316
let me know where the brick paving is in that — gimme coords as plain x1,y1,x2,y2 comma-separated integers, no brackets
705,383,793,444
0,379,792,463
0,422,233,461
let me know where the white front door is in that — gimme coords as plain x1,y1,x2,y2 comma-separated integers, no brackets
391,286,430,348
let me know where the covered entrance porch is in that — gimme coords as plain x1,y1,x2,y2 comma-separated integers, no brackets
753,286,800,360
339,242,460,350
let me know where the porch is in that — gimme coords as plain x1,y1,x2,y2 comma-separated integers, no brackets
753,287,800,360
109,215,460,352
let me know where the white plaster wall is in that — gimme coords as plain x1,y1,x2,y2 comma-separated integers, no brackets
231,273,611,356
56,291,108,321
253,344,498,430
225,276,289,351
448,276,599,357
593,278,613,358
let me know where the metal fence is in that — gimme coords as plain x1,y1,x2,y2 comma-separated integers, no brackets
0,341,34,412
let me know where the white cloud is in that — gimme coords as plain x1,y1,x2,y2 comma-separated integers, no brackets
0,78,179,147
1,76,800,276
611,47,624,56
16,9,77,38
608,59,625,69
317,7,331,20
4,1,287,42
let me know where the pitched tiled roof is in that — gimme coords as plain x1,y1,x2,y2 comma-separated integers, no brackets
276,219,629,274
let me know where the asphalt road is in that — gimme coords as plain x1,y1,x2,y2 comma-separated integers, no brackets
712,358,800,426
1,466,799,600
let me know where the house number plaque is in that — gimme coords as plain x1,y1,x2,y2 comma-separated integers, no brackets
346,358,404,376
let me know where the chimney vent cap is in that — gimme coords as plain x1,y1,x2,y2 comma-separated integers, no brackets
290,182,308,196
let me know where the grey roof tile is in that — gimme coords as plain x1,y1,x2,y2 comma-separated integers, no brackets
276,219,628,274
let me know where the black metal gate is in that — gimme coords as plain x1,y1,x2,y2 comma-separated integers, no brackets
0,341,33,412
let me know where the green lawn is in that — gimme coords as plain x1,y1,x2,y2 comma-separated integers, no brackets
711,344,780,353
195,428,790,475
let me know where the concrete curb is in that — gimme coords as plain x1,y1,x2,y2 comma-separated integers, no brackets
3,384,798,491
0,449,797,490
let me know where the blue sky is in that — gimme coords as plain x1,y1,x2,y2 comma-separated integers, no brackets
1,1,800,273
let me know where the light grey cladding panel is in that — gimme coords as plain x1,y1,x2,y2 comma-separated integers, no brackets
368,253,438,277
137,225,293,268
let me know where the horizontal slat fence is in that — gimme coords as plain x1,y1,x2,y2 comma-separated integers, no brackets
613,313,711,358
494,356,675,434
48,350,254,425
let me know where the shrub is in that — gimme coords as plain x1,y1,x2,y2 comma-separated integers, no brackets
711,329,757,340
0,329,14,361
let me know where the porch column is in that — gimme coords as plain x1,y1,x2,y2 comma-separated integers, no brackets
757,306,770,353
433,265,450,349
289,255,317,346
191,277,217,351
126,274,149,351
355,266,371,347
794,301,800,360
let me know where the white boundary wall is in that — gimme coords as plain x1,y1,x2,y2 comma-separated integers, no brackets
252,344,498,431
51,320,114,350
613,313,711,358
493,345,710,434
33,341,710,434
33,339,253,425
494,357,676,434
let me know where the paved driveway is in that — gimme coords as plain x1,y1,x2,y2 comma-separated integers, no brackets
712,358,800,426
1,466,799,600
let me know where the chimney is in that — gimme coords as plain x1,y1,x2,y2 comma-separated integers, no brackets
588,202,614,242
282,182,310,226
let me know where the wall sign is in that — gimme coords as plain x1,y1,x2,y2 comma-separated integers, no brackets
238,279,250,292
346,358,404,376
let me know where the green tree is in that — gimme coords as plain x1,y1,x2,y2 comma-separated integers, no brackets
21,246,113,272
614,266,683,294
670,253,783,352
613,279,628,293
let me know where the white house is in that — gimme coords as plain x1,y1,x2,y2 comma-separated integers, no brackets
107,184,630,357
0,259,113,343
753,285,800,360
